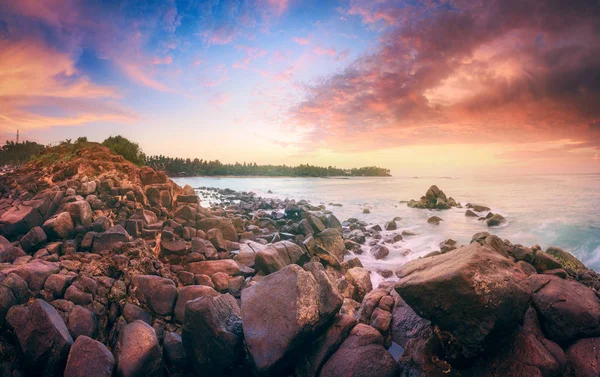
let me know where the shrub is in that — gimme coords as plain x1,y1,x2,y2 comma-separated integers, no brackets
75,136,88,143
102,135,146,166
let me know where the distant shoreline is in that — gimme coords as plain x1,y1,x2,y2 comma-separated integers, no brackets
169,175,393,179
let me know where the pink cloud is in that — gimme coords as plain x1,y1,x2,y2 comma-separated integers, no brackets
313,47,337,56
292,37,310,45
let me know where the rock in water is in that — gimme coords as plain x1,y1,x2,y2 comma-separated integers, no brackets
241,264,342,375
6,299,74,377
116,320,162,377
395,242,531,360
64,336,115,377
486,213,506,227
427,216,443,225
182,294,244,376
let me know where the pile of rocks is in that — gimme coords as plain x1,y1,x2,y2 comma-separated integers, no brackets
407,185,459,210
0,143,597,377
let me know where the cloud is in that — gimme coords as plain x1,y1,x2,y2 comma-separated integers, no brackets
313,47,337,56
291,0,600,152
210,92,232,105
292,37,310,45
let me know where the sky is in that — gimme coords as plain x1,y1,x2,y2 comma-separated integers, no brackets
0,0,599,176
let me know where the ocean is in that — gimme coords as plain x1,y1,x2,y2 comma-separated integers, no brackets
173,174,600,281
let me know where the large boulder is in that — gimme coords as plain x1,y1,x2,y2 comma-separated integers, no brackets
19,226,47,253
6,299,73,377
255,240,309,274
197,217,237,241
182,294,244,376
0,200,45,235
530,274,600,344
64,336,115,377
116,320,163,377
43,211,74,239
241,264,342,375
174,285,218,323
314,229,345,263
319,324,398,377
131,275,178,316
185,260,241,276
566,337,600,377
545,246,588,273
2,260,60,291
92,225,131,253
395,242,531,360
65,201,93,227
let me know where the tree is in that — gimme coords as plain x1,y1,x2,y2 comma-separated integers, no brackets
75,137,88,143
102,135,146,165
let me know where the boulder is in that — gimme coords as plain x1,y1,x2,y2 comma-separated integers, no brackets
116,320,163,377
182,294,244,376
2,260,60,291
314,229,345,263
545,246,588,273
486,213,506,227
64,336,115,377
566,337,600,377
43,212,74,239
241,264,342,375
174,285,218,323
395,242,531,360
319,324,398,377
185,260,241,276
295,315,357,377
65,201,93,227
197,217,237,241
255,240,309,274
6,299,73,377
465,209,478,217
92,225,131,253
370,244,389,259
345,267,373,302
384,221,397,231
67,305,98,339
0,200,45,235
533,251,562,272
427,216,443,225
131,275,178,316
19,226,47,253
0,246,26,263
530,274,600,344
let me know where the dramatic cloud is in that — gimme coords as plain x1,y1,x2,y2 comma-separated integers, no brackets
293,0,600,152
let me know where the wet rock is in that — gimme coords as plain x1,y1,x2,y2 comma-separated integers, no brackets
545,246,588,273
241,264,342,375
64,336,115,377
319,324,398,377
116,320,162,377
395,242,531,360
384,221,397,231
131,275,178,316
427,216,443,225
6,299,73,377
486,213,506,227
182,294,244,376
530,274,600,344
314,228,345,262
465,209,478,217
370,244,389,260
43,212,74,239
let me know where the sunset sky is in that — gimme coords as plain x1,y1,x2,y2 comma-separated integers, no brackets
1,0,599,175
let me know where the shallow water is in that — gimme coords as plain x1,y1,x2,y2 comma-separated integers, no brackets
173,175,600,280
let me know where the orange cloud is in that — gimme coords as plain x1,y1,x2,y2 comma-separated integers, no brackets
0,40,136,132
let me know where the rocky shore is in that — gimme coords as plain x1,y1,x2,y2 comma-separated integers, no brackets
0,143,599,377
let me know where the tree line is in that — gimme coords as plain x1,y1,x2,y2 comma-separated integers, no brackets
145,155,391,177
0,136,391,177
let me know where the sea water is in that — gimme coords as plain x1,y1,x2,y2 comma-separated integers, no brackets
173,175,600,280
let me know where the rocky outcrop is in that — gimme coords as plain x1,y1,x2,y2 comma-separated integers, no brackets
407,185,459,210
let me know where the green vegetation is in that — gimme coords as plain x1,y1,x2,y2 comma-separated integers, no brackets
102,135,147,166
0,141,46,167
145,155,391,177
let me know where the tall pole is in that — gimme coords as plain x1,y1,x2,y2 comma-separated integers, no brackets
16,130,19,144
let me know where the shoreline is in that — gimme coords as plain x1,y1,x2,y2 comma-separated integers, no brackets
169,174,392,179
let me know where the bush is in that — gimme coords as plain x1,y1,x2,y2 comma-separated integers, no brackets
102,135,146,166
75,137,88,143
